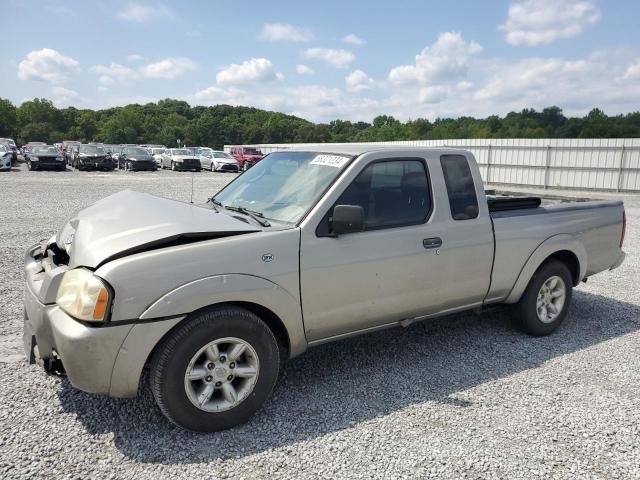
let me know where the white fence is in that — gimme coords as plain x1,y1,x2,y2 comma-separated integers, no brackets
225,138,640,192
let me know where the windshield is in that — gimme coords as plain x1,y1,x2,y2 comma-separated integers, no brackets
124,147,149,156
171,149,191,155
80,145,106,155
151,148,164,154
32,146,58,155
244,148,262,155
214,151,352,223
213,152,233,159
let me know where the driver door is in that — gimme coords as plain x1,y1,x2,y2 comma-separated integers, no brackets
299,157,448,341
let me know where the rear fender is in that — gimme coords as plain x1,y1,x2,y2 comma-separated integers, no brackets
139,274,307,357
504,234,587,304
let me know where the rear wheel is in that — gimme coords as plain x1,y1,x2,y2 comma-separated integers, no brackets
514,260,573,336
150,306,280,432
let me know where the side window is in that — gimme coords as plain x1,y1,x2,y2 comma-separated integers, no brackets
335,159,431,230
440,155,479,220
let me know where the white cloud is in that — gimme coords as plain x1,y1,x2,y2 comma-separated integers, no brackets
116,3,171,22
343,34,365,46
261,23,313,42
98,75,115,86
345,69,374,92
195,85,245,103
500,0,600,46
456,54,640,120
388,32,482,85
303,48,355,69
216,58,283,86
140,57,196,79
624,62,640,80
52,86,79,99
17,48,80,83
51,86,80,107
296,64,314,75
92,63,136,83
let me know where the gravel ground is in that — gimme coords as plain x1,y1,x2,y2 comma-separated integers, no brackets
1,165,639,479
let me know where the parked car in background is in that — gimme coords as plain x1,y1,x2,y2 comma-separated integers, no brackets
160,148,201,171
23,142,47,152
0,138,18,163
70,144,115,171
140,144,166,150
120,146,157,171
25,145,66,171
200,150,239,172
108,145,125,167
229,146,264,171
0,145,12,171
149,148,166,166
61,141,81,163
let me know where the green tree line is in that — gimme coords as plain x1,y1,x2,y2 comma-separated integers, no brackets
1,98,639,148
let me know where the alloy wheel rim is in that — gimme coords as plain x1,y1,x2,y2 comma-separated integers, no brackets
184,337,260,412
536,275,566,323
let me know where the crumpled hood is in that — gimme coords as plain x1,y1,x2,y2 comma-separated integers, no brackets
57,190,259,268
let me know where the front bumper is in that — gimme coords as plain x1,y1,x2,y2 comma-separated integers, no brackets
78,158,114,170
175,161,201,170
129,161,157,171
23,242,182,397
215,162,239,172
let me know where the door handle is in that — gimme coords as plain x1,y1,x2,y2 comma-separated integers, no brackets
423,237,442,249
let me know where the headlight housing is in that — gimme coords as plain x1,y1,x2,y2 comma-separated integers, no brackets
56,268,111,322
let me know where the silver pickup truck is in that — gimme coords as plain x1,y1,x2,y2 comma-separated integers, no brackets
23,146,626,431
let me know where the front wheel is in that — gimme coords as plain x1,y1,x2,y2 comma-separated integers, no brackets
514,260,573,336
150,307,280,432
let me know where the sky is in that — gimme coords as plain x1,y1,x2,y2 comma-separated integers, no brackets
2,0,640,123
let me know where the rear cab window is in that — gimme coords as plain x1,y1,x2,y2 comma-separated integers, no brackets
440,155,479,220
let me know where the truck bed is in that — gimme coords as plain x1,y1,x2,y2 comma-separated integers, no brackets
484,191,624,304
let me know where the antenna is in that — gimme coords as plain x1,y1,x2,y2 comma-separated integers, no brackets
190,170,195,204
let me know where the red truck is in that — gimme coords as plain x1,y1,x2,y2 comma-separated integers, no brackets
229,146,264,171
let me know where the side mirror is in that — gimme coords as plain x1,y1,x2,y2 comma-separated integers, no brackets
331,205,365,235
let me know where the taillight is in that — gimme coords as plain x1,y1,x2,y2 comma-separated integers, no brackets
620,210,626,248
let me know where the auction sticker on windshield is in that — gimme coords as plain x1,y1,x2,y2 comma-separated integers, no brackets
309,154,351,168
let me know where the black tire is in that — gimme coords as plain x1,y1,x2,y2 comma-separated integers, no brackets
150,306,280,432
514,260,573,336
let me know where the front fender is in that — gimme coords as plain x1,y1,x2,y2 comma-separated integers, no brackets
504,234,587,304
139,274,307,357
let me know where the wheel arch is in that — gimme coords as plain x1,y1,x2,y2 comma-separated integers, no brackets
109,300,297,398
108,274,307,398
504,234,587,304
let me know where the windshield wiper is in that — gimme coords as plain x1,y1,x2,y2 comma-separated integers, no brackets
219,203,271,227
